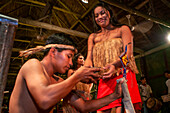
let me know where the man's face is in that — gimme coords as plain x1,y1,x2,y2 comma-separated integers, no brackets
141,78,146,85
94,6,110,28
77,55,84,65
52,49,74,74
165,73,170,79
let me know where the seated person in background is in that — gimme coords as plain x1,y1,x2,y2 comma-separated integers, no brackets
139,76,153,113
9,33,123,113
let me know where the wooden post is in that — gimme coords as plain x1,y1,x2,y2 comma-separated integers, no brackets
19,17,89,39
0,14,18,112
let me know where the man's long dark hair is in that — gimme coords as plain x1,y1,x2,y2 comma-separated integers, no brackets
92,2,122,33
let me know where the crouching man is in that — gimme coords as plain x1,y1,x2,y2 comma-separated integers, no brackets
9,33,123,113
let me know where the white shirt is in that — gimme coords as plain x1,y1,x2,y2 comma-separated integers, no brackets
166,79,170,94
139,84,152,101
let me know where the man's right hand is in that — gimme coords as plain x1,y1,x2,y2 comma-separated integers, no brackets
74,66,102,84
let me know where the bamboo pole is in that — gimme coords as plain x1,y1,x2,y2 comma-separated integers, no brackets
101,0,170,28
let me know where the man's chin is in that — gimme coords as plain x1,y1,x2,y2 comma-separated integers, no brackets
55,69,66,74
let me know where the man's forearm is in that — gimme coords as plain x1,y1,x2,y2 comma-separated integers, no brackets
78,93,119,112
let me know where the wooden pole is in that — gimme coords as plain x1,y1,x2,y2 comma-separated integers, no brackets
19,18,89,39
0,14,18,112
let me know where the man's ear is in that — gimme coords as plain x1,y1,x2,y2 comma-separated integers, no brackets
49,47,56,56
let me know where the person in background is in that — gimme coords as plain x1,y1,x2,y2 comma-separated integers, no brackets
139,76,153,113
162,70,170,113
63,53,93,112
164,70,170,94
84,2,142,113
67,53,93,99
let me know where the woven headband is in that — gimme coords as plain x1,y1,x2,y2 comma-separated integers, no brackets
19,44,77,57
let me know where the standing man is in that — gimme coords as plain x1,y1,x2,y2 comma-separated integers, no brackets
139,76,153,113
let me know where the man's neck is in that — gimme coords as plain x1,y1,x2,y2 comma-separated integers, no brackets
142,83,147,86
41,59,53,77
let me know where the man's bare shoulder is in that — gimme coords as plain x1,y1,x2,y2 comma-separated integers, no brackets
20,58,41,76
22,58,40,68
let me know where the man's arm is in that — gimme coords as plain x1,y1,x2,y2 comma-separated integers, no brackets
69,79,123,112
22,59,101,110
148,85,153,97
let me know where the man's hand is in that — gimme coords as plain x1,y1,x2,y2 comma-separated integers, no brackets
74,66,102,84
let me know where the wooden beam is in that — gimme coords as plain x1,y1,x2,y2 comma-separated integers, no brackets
161,0,170,8
38,2,51,20
135,43,170,58
57,0,92,33
8,73,17,76
70,1,99,29
12,48,23,52
14,39,45,45
102,0,170,28
23,0,81,17
10,62,22,66
9,67,20,70
52,11,62,27
18,18,89,38
115,0,138,17
0,0,12,10
119,0,149,22
134,47,144,53
76,0,87,10
52,11,80,42
17,27,36,31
